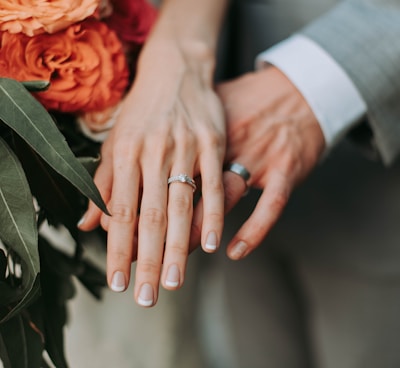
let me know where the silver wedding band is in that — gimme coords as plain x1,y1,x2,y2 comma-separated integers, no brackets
225,162,251,181
225,162,251,196
168,173,197,192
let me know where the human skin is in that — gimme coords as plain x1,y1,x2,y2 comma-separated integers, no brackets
190,66,326,258
79,0,228,307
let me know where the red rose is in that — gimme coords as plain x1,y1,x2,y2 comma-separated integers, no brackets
0,19,129,114
105,0,157,47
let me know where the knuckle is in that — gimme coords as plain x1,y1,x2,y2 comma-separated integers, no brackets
203,175,224,193
244,223,265,245
137,259,161,275
166,243,189,258
140,207,167,228
169,195,193,215
173,131,197,155
147,132,174,153
113,137,138,158
202,130,225,150
270,190,289,213
280,152,299,172
204,210,223,227
110,249,131,263
176,128,196,147
110,203,135,223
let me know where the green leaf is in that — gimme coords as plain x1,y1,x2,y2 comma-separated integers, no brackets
39,238,72,368
42,301,68,368
0,334,11,368
0,312,44,368
41,357,53,368
0,249,6,281
0,78,108,215
0,137,40,322
14,135,84,241
21,80,50,92
39,237,79,299
78,155,101,177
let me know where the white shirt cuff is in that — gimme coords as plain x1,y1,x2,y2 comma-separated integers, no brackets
256,34,367,148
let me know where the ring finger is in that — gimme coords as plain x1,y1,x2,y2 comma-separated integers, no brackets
162,167,196,290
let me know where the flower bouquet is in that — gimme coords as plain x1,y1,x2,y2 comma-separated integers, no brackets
0,0,156,366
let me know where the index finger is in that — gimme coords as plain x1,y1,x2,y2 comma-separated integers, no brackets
106,159,140,293
226,169,290,260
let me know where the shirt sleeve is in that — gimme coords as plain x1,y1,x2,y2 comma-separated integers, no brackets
256,34,367,149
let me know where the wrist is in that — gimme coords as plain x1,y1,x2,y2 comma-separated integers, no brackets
138,33,216,85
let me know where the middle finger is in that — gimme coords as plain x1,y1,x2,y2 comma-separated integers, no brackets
134,165,168,307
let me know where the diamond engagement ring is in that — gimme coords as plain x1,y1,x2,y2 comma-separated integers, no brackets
167,174,197,192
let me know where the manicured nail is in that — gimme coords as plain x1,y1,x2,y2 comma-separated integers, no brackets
165,264,180,288
111,271,126,292
229,241,247,260
205,231,218,251
138,283,154,307
77,213,86,228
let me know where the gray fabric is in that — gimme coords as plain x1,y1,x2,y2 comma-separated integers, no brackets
269,141,400,277
301,0,400,164
205,240,400,368
298,259,400,368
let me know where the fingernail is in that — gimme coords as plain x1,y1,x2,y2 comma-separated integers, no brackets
165,264,180,288
138,283,154,307
111,271,126,292
205,231,218,251
229,241,247,260
77,213,86,228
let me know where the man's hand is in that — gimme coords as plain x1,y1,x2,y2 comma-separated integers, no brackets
191,66,326,259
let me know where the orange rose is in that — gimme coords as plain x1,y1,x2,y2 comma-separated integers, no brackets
0,0,100,36
0,19,129,114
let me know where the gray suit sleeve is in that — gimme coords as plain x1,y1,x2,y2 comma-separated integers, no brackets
300,0,400,165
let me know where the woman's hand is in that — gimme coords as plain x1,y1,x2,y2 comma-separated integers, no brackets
78,33,226,307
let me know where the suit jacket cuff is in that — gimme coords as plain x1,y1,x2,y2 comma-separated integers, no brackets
256,34,367,151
